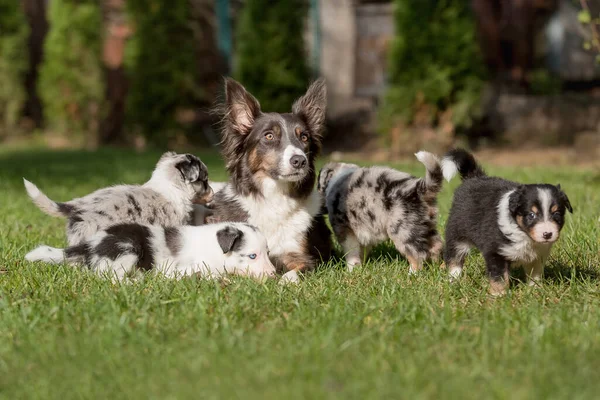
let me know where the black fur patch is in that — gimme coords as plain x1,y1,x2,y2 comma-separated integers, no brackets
65,243,93,266
98,223,155,271
444,148,486,180
348,170,366,192
375,173,390,193
164,227,182,255
95,210,112,221
176,154,207,183
216,226,244,253
367,210,376,222
68,214,83,229
382,178,410,211
58,203,76,215
127,194,142,216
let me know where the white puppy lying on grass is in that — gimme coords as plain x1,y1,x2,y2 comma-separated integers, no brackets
25,222,276,281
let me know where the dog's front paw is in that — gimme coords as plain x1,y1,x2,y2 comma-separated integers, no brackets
279,270,300,285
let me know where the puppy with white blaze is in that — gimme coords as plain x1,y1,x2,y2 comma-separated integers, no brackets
317,151,444,273
25,222,276,281
24,152,213,246
207,78,332,283
442,148,573,296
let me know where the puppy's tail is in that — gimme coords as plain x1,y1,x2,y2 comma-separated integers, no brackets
25,245,66,264
441,148,486,182
415,151,443,195
23,178,69,218
25,243,88,265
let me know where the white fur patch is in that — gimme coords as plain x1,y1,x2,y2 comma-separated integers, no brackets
25,245,64,264
280,269,300,284
415,151,438,172
232,180,321,258
23,178,40,198
278,145,307,179
441,157,459,182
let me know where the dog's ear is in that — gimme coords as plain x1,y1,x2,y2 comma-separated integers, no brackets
176,154,207,183
225,78,261,135
216,226,244,254
557,184,573,213
292,78,327,139
508,186,525,215
317,166,333,193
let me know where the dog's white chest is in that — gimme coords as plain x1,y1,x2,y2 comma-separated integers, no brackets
238,181,321,256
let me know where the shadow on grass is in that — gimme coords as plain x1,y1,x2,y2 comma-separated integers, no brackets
543,262,599,283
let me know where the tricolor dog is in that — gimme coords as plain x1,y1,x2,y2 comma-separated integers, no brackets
25,222,276,281
317,152,444,273
207,78,332,283
24,152,213,245
442,148,573,295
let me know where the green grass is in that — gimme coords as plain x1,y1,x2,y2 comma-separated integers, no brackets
0,147,599,399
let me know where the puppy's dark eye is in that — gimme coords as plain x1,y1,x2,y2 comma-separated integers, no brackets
300,133,309,142
552,211,562,219
264,132,274,141
527,212,536,220
248,254,257,260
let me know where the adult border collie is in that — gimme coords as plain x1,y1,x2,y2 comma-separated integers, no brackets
208,78,332,283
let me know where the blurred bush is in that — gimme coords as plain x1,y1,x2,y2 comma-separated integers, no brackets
126,0,202,145
235,0,310,112
39,0,103,144
0,1,29,136
379,0,486,154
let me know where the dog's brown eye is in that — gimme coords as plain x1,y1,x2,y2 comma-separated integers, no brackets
300,133,309,142
264,132,274,141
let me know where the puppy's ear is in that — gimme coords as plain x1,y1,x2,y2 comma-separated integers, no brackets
292,78,327,140
176,155,207,183
225,78,261,135
216,226,244,254
317,167,333,193
557,184,573,213
508,186,525,215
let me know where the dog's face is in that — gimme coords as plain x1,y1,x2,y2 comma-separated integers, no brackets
216,224,276,280
156,152,213,204
220,78,327,193
317,162,359,193
509,184,573,244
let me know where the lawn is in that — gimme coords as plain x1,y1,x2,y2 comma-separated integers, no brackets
0,146,599,399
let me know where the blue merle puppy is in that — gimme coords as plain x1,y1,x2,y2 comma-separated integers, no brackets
24,152,213,246
317,152,444,273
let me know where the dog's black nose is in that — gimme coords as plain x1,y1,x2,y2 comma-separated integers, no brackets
290,155,307,169
543,232,553,240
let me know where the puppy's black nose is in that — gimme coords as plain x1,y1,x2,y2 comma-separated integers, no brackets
543,232,553,240
290,155,307,169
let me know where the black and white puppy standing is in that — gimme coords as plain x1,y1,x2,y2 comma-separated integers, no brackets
442,149,573,295
317,151,444,273
24,152,213,246
207,78,332,283
25,222,276,281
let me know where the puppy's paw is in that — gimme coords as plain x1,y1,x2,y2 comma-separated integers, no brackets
279,270,300,285
488,280,509,297
346,257,361,272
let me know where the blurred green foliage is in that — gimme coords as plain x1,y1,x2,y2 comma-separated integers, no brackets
125,0,201,145
39,0,103,139
235,0,310,112
0,1,28,135
379,0,486,135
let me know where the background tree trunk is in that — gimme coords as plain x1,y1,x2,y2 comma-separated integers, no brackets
100,0,131,145
22,0,48,129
